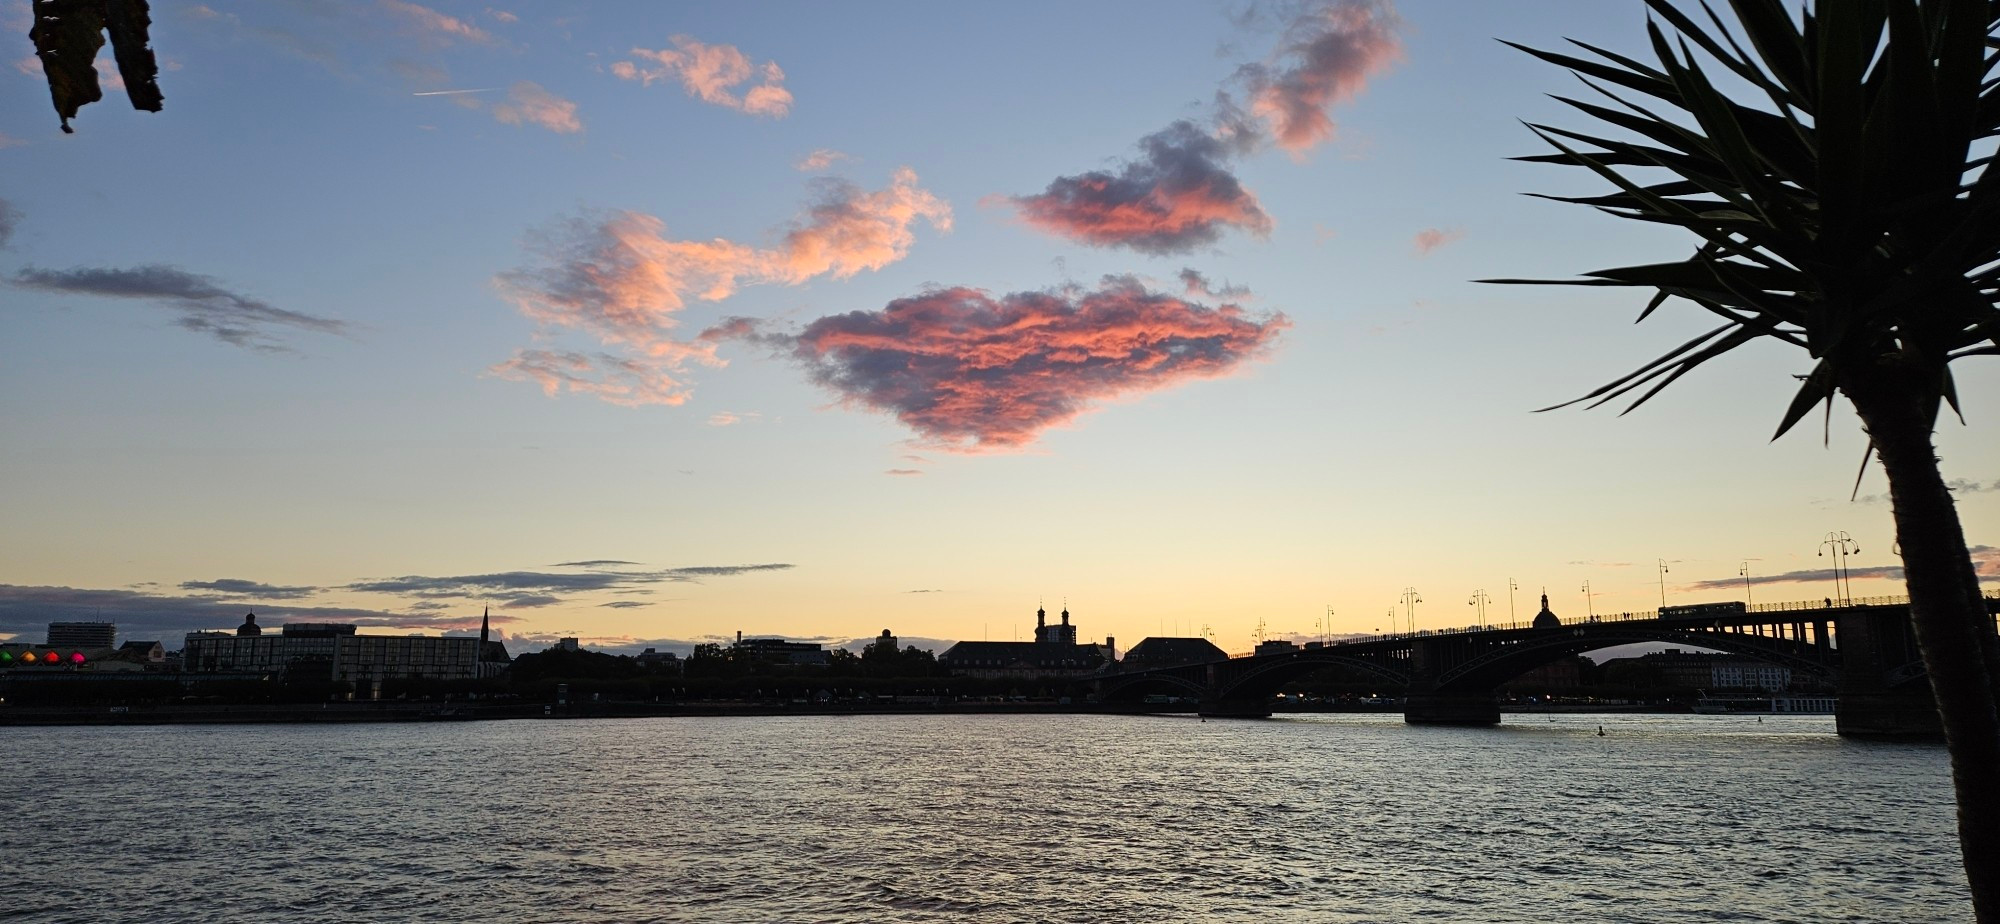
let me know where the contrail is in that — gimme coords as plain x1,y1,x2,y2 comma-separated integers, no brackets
412,88,500,96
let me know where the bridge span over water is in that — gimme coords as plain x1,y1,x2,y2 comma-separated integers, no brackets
1091,594,2000,738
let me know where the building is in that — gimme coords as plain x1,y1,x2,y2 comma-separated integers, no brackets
1255,639,1300,657
1711,660,1792,691
635,648,683,672
1120,636,1229,668
47,622,117,649
734,634,830,667
117,640,166,663
1531,594,1562,629
182,609,512,694
1502,655,1590,691
1599,648,1794,692
938,605,1113,680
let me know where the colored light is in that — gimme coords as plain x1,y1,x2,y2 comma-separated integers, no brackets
71,652,85,663
20,652,36,663
0,651,11,661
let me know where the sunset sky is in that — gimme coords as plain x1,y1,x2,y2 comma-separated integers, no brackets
3,0,1995,656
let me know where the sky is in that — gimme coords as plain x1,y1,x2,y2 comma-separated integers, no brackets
2,0,1995,657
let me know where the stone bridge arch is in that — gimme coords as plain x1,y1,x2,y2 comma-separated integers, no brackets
1094,667,1210,702
1211,651,1412,702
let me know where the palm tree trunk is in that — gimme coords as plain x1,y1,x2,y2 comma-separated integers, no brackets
1845,366,2000,922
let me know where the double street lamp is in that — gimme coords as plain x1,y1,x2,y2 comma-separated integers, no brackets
1819,531,1861,606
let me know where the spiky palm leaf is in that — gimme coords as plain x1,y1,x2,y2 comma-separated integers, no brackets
1486,0,2000,439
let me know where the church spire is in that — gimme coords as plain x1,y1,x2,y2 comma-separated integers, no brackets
480,606,490,646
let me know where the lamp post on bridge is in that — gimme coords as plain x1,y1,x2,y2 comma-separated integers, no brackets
1401,587,1422,634
1508,578,1518,626
1741,561,1753,608
1818,531,1860,606
1468,589,1491,628
1657,558,1670,609
1581,580,1596,619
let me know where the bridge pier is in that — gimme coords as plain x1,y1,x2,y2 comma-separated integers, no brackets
1197,698,1272,719
1834,608,1941,739
1836,691,1942,738
1403,693,1500,726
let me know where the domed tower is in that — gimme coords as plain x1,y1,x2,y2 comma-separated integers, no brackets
236,612,262,637
1532,594,1561,629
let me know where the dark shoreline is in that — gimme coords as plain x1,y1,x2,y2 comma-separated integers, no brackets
0,700,1681,726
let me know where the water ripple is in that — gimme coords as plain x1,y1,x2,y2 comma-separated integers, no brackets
0,713,1969,923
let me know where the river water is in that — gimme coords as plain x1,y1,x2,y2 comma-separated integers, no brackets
0,713,1970,923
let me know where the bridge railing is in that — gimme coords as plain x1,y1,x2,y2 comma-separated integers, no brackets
1329,590,1999,647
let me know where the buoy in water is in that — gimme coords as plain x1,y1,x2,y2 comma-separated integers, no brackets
1597,725,1606,737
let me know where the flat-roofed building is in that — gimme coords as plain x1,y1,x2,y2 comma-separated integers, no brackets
47,622,117,649
735,635,830,667
182,609,511,693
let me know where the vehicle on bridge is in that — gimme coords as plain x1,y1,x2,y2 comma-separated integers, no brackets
1658,601,1749,620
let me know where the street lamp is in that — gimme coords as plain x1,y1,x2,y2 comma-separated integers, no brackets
1581,580,1595,619
1740,561,1753,608
1657,558,1671,608
1508,578,1519,625
1401,587,1423,634
1819,531,1860,605
1468,589,1492,627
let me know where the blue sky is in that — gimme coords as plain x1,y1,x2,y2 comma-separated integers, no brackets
2,1,1994,654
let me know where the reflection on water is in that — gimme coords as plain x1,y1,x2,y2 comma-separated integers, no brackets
2,713,1968,923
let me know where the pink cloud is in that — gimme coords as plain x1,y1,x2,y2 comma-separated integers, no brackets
1009,121,1271,255
615,36,792,118
489,350,690,407
379,0,494,45
490,81,582,134
796,148,849,171
485,8,518,24
495,169,949,405
1412,227,1463,255
780,277,1288,451
1243,0,1402,153
885,469,924,476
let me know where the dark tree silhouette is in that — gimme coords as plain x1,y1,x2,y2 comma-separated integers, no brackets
29,0,162,132
1487,2,1999,916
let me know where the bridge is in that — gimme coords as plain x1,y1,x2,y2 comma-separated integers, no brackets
1090,594,2000,737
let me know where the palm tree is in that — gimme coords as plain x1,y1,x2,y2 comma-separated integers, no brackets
1486,1,1999,916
